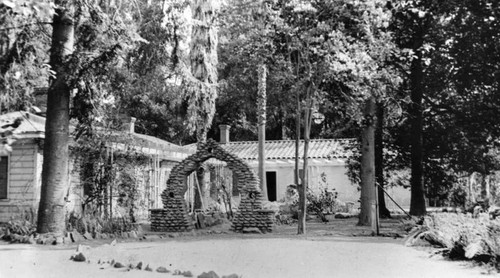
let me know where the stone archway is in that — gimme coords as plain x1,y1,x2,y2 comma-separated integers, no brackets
150,139,274,232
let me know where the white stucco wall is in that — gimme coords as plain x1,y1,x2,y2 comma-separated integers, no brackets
244,159,411,212
246,159,358,205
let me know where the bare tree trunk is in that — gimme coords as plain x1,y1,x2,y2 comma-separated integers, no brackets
298,86,314,235
375,102,391,218
409,37,427,216
358,98,376,226
257,64,268,201
294,96,301,186
37,0,74,234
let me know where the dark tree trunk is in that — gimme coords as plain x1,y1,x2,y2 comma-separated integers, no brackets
375,102,391,218
37,1,74,234
358,98,377,226
409,40,427,216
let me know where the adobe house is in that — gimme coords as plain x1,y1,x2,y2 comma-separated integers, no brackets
0,111,192,223
216,125,356,202
216,125,411,211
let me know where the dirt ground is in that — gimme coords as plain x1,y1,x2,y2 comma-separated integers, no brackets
0,218,495,278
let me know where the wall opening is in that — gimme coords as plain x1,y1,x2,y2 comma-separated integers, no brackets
0,156,8,199
266,171,277,202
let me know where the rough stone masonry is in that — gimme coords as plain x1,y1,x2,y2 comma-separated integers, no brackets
150,139,274,233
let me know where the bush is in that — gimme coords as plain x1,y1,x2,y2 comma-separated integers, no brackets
0,219,36,242
4,219,36,236
406,213,500,271
447,184,468,209
288,186,339,221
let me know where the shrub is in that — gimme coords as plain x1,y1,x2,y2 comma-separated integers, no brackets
4,219,36,236
447,184,468,209
406,213,500,271
287,186,339,221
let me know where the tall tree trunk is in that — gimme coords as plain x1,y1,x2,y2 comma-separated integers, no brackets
294,96,301,186
409,41,427,216
358,98,376,226
257,64,268,201
294,90,304,234
37,1,74,234
298,86,314,235
375,102,391,218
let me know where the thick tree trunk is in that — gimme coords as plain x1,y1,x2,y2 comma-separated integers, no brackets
409,45,427,216
37,1,74,234
358,98,377,226
257,64,268,201
375,102,391,218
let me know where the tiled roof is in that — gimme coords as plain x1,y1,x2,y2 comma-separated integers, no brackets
0,111,192,160
220,139,355,160
0,111,45,138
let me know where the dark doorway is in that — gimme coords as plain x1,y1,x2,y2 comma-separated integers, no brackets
266,171,277,201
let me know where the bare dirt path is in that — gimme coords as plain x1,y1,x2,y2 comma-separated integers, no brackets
0,235,491,278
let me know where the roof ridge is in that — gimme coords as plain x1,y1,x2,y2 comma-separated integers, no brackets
226,138,356,144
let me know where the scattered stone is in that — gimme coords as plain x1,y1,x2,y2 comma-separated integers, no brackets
157,266,170,273
173,269,182,275
114,262,125,268
130,231,138,238
145,264,153,271
222,274,240,278
36,237,45,245
70,232,85,243
182,270,194,277
83,232,93,240
46,238,56,245
76,244,90,253
136,261,143,270
489,206,500,220
197,271,220,278
110,239,117,246
71,252,86,262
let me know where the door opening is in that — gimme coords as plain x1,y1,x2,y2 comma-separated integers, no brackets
266,171,277,202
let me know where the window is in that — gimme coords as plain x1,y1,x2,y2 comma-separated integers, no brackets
0,156,8,199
